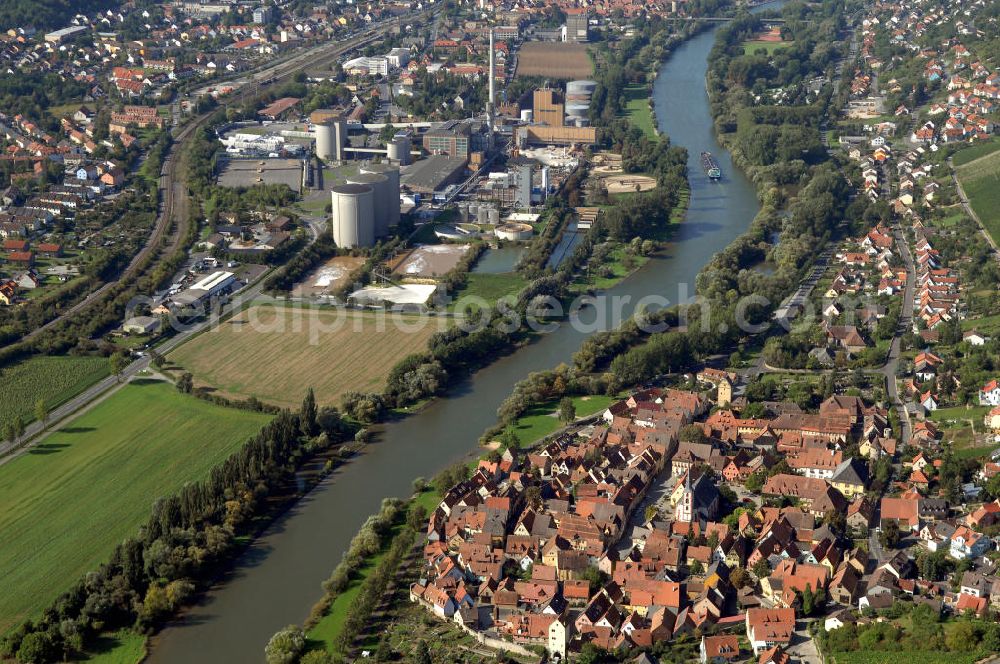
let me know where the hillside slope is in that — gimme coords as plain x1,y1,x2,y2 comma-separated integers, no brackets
0,0,118,32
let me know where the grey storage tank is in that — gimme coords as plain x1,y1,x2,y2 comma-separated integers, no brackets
360,162,401,230
315,119,346,161
387,134,411,165
347,172,391,238
330,184,375,248
477,204,491,225
315,122,335,160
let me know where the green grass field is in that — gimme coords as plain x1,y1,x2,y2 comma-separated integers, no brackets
0,355,110,430
929,404,989,423
83,631,147,664
510,395,616,444
450,272,527,310
742,39,794,55
0,380,271,634
957,150,1000,245
953,138,1000,167
569,242,650,292
962,312,1000,334
622,84,657,138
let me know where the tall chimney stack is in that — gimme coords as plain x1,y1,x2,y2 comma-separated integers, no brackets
488,29,496,130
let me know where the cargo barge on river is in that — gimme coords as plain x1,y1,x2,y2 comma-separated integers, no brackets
701,151,722,180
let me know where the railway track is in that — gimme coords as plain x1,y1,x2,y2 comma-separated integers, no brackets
21,13,430,345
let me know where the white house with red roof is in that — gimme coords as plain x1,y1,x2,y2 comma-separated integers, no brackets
980,380,1000,406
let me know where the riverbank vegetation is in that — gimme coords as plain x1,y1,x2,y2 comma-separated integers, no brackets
0,385,356,662
263,491,438,661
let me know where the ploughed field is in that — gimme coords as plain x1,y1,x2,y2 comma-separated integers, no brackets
169,305,446,408
0,380,270,634
515,42,593,79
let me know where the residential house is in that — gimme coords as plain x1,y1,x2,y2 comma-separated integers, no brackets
745,608,795,654
980,380,1000,406
830,458,869,498
700,634,740,663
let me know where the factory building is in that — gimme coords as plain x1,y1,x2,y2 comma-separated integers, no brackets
259,97,301,121
171,271,237,309
423,120,471,158
422,120,489,159
515,125,597,147
401,155,468,194
331,184,375,248
564,9,590,42
533,89,565,127
514,162,533,209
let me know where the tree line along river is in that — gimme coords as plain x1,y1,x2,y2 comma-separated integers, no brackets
147,9,778,662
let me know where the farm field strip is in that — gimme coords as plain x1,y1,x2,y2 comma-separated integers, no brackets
515,42,593,79
169,306,446,408
0,355,110,429
0,380,271,634
957,150,1000,245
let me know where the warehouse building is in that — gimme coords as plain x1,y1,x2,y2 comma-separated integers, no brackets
400,155,468,194
170,271,237,309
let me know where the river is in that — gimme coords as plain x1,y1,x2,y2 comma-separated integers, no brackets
147,15,770,664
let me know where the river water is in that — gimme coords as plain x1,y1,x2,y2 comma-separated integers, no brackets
148,18,768,664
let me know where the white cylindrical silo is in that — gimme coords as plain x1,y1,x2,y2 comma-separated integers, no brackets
347,172,390,237
488,207,500,225
331,184,375,248
567,80,597,96
477,205,490,225
387,134,411,165
315,122,335,160
360,162,401,230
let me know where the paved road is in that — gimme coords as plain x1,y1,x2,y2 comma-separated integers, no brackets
877,219,916,445
868,530,887,565
787,622,822,664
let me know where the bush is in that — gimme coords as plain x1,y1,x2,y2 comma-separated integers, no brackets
264,625,305,664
